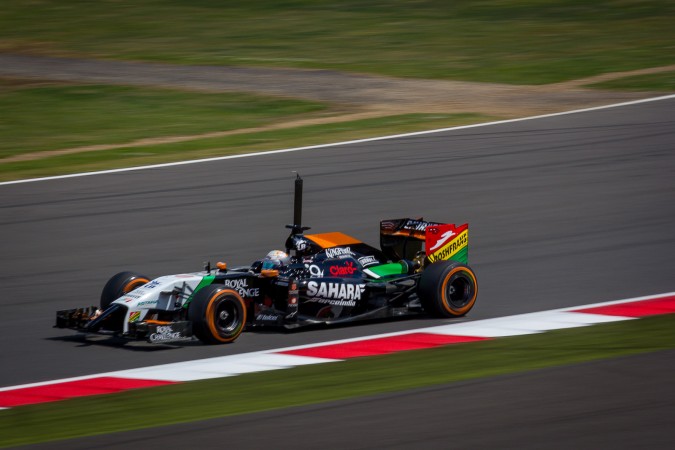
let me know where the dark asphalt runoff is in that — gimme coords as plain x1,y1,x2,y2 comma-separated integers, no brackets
1,97,674,447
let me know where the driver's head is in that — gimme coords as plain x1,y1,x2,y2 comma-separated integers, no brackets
262,250,290,270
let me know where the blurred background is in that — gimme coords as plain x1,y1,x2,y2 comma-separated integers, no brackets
1,0,673,181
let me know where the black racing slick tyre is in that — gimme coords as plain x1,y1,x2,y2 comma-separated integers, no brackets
100,271,150,309
188,285,247,344
418,261,478,318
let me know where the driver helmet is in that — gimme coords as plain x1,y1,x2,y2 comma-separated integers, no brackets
262,250,291,270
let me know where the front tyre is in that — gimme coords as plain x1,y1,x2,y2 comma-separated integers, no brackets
188,285,247,344
100,271,150,309
418,261,478,317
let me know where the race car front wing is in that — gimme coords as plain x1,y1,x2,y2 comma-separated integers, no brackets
55,307,193,344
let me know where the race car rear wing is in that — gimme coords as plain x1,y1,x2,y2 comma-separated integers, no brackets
380,218,468,264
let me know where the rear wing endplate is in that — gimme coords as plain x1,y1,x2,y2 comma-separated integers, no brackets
425,223,469,264
380,218,468,264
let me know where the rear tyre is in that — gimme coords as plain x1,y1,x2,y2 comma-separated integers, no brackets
188,285,247,344
100,271,150,309
418,261,477,317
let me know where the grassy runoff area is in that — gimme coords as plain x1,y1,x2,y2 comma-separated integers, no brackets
0,81,327,159
1,1,674,181
1,314,674,447
1,0,674,84
0,0,675,181
0,80,494,181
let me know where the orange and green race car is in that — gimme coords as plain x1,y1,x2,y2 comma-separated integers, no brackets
56,176,477,345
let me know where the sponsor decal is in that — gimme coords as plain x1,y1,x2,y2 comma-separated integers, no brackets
325,247,355,259
144,280,161,289
288,281,299,306
256,314,280,322
239,287,260,297
137,300,158,307
128,311,141,323
358,255,379,267
149,325,183,343
382,219,442,238
223,279,248,289
329,261,358,277
293,237,308,251
307,297,357,307
380,220,397,231
403,219,439,232
428,228,468,263
223,278,260,297
308,264,324,278
306,281,366,307
429,229,456,251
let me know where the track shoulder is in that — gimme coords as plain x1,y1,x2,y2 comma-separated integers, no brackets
17,349,675,450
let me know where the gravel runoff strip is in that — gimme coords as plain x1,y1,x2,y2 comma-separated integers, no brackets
0,54,657,117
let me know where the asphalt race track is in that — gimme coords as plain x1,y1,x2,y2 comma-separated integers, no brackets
1,97,675,447
1,98,674,385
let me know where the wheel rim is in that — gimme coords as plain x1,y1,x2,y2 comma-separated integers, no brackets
445,273,473,309
215,299,240,334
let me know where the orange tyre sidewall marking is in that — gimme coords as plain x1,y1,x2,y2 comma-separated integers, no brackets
205,289,246,343
440,267,477,316
123,278,149,294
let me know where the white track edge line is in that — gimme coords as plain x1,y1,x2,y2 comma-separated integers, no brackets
555,291,674,312
2,93,674,187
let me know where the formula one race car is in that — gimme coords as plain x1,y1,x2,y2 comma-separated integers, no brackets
55,176,478,345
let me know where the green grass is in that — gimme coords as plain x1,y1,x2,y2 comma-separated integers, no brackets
1,314,673,447
0,81,326,159
587,71,675,91
0,112,497,182
2,1,673,181
1,1,674,83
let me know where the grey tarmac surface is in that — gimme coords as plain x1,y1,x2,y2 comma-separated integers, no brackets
19,349,675,450
0,98,674,389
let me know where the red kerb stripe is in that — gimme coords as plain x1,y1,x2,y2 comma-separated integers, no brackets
571,295,675,317
280,333,489,359
0,377,176,407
